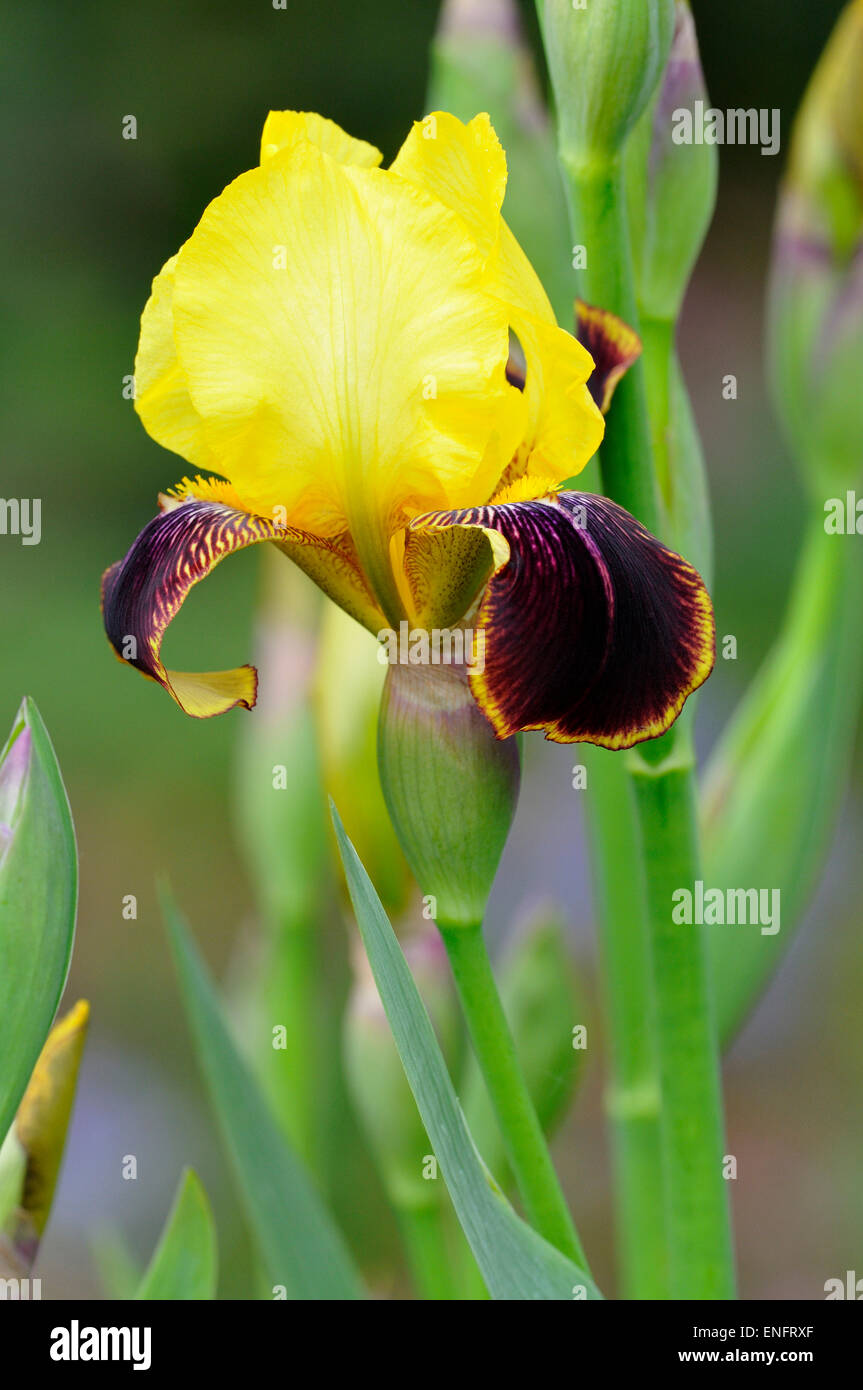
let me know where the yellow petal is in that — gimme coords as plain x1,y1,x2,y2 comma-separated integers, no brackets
134,114,382,471
389,111,507,261
400,523,496,630
388,111,604,494
134,256,219,470
15,1001,89,1245
169,139,519,621
491,227,604,492
497,311,605,496
261,110,383,167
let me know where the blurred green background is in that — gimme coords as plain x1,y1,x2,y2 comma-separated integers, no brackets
1,0,860,1298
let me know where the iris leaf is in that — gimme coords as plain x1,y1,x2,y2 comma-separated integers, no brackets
161,888,364,1300
136,1168,217,1301
331,803,601,1301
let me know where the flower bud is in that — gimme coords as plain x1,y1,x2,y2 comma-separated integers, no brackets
542,0,676,166
0,1001,89,1273
377,663,520,930
625,1,717,324
0,730,30,856
0,698,77,1148
768,0,863,489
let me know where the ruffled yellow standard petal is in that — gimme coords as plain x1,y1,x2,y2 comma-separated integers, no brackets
386,112,604,626
260,110,383,167
134,114,384,477
389,111,604,509
166,136,520,623
134,255,219,471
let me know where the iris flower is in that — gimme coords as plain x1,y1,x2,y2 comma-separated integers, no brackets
103,111,714,747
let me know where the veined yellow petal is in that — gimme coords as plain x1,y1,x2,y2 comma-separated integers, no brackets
490,227,604,491
169,139,518,622
389,111,507,262
260,110,383,168
495,311,605,496
386,110,604,495
134,256,219,470
134,114,382,473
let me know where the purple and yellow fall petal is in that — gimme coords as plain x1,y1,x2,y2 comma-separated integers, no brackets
101,497,293,718
102,485,387,718
575,300,643,415
412,492,714,749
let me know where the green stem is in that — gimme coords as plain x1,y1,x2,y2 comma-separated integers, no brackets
397,1201,458,1301
628,750,736,1298
562,158,663,533
640,316,675,506
582,746,668,1298
439,921,587,1269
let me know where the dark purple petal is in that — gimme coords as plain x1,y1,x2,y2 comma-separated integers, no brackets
411,492,714,748
575,301,642,414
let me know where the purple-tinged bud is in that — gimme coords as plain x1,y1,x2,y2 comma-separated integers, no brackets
768,0,863,489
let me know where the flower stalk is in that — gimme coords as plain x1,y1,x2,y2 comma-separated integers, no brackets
438,920,586,1268
378,660,587,1268
581,746,667,1298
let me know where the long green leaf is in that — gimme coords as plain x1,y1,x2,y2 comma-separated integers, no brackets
331,805,601,1301
136,1168,217,1300
161,888,364,1301
0,698,77,1145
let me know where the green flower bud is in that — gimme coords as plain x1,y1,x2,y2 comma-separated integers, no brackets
768,0,863,490
625,0,717,324
461,908,586,1176
377,664,520,931
0,698,77,1150
343,924,458,1212
542,0,676,166
0,1001,89,1274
